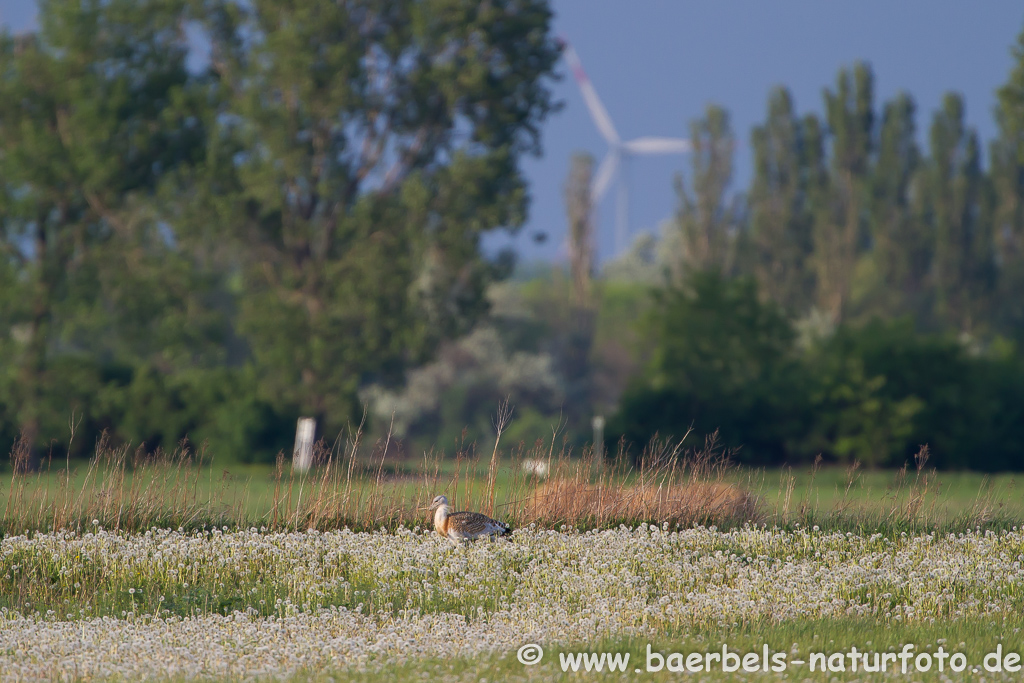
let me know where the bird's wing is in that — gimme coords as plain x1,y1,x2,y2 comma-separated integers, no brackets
447,511,510,536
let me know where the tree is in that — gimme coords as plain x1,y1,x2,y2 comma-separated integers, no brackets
921,93,991,332
0,0,206,457
748,87,815,313
561,152,598,420
192,0,561,436
809,350,924,468
991,22,1024,334
612,271,808,463
857,92,924,318
564,152,595,307
673,105,738,275
808,320,1024,470
815,63,874,322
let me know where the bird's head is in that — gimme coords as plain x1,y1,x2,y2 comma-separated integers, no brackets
427,495,449,512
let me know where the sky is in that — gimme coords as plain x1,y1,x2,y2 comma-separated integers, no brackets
3,1,1023,266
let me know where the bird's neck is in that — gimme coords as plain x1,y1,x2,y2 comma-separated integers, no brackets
433,505,450,535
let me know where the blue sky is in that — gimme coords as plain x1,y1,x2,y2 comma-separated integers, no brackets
3,1,1023,265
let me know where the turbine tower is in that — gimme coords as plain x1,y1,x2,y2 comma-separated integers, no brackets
561,38,692,257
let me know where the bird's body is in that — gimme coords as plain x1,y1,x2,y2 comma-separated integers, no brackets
428,495,512,545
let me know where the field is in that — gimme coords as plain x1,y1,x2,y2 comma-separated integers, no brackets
2,524,1024,680
2,440,1024,680
2,439,1021,534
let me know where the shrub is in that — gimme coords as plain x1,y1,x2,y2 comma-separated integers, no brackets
612,273,1024,470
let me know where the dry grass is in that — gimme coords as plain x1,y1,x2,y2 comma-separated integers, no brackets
4,430,228,533
770,445,1014,532
523,479,759,528
511,431,760,528
2,411,1020,536
0,417,762,535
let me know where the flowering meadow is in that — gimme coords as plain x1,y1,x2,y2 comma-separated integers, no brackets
1,523,1024,680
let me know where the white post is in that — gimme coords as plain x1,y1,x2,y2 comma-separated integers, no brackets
293,417,316,472
592,415,605,468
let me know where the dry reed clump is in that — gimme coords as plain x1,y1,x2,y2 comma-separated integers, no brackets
522,479,760,528
508,431,762,528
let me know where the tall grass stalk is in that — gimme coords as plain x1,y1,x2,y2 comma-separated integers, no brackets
1,416,1021,536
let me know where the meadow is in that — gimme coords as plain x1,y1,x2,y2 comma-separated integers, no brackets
2,434,1024,680
2,430,1020,535
2,524,1024,680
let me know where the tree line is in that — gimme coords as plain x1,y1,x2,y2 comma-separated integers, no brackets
0,0,560,464
614,28,1024,470
5,1,1024,470
671,56,1024,334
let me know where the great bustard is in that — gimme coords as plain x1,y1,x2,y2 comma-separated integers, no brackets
427,495,512,545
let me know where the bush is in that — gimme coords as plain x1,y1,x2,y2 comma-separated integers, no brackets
106,366,297,464
0,360,297,466
611,272,1024,470
807,322,1024,470
610,271,811,464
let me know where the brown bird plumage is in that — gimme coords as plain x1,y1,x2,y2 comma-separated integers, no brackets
428,495,512,545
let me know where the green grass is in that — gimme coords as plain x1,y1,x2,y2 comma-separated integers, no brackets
4,435,1022,681
0,450,523,532
4,520,1024,679
297,621,1023,682
745,465,1022,516
737,463,1024,534
302,620,1024,682
3,451,1021,535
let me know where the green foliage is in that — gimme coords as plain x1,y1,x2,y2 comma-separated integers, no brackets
813,62,874,321
6,2,1024,471
359,264,662,454
857,92,922,318
93,366,294,463
612,271,809,464
362,273,584,452
613,274,1024,470
740,43,1019,340
618,36,1024,471
0,0,560,463
673,105,738,275
805,347,924,468
922,93,992,330
186,0,560,437
809,322,1024,470
747,87,816,313
645,272,795,397
992,23,1024,331
0,0,208,458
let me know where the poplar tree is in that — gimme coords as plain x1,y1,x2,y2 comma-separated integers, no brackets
192,0,560,434
674,104,738,275
922,93,991,332
748,87,814,313
992,22,1024,331
815,63,874,322
864,92,921,316
565,152,595,307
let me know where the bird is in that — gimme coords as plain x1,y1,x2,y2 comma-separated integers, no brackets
427,495,512,545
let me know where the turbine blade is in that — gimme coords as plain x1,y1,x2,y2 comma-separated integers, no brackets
622,137,692,155
561,41,620,144
591,152,619,202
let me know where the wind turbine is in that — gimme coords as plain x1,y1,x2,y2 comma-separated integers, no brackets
560,38,692,257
